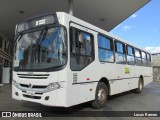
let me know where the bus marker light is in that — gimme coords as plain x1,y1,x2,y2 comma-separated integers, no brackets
86,78,90,80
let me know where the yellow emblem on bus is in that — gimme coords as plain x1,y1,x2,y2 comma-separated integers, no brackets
125,67,130,74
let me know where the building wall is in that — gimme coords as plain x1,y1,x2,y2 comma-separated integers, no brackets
0,33,13,83
152,53,160,81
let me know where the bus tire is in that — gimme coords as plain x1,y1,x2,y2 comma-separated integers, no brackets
91,82,108,109
134,78,143,94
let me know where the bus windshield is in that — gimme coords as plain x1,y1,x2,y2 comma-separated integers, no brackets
14,27,67,71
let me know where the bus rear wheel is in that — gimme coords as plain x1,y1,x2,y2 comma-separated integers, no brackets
91,82,108,109
134,78,143,94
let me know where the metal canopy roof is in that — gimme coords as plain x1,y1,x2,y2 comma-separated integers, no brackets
0,0,150,40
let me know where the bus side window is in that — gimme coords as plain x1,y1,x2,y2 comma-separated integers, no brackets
142,51,147,66
70,28,78,54
70,27,94,71
135,48,142,66
70,28,78,70
147,53,151,67
98,35,114,62
126,45,135,65
115,41,126,64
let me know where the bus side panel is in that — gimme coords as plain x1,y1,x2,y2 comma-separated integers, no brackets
65,63,99,107
79,83,97,103
97,63,135,95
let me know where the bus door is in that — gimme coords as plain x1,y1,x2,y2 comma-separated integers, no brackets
69,22,97,102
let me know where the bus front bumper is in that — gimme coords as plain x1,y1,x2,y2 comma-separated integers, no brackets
12,85,65,107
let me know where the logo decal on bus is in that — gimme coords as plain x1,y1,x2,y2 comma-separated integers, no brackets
29,84,33,88
125,67,130,74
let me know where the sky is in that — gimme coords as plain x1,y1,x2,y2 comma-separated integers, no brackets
110,0,160,54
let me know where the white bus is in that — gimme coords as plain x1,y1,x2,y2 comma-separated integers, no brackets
12,12,152,108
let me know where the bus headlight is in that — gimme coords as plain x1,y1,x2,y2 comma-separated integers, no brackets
46,82,65,92
12,80,18,88
49,83,60,89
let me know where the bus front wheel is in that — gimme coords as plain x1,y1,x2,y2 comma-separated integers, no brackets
91,82,108,109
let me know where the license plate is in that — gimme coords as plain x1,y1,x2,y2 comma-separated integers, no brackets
26,91,35,96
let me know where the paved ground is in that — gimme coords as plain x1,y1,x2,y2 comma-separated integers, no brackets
0,81,160,120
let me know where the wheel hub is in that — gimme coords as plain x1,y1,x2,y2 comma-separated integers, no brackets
139,82,142,90
98,88,106,104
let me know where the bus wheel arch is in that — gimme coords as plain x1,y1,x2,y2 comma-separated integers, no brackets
99,77,111,95
90,77,110,109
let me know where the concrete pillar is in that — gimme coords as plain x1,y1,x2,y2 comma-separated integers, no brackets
68,0,74,15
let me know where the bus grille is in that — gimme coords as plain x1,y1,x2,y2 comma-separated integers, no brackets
17,74,49,79
20,84,47,89
23,94,41,99
73,73,77,83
